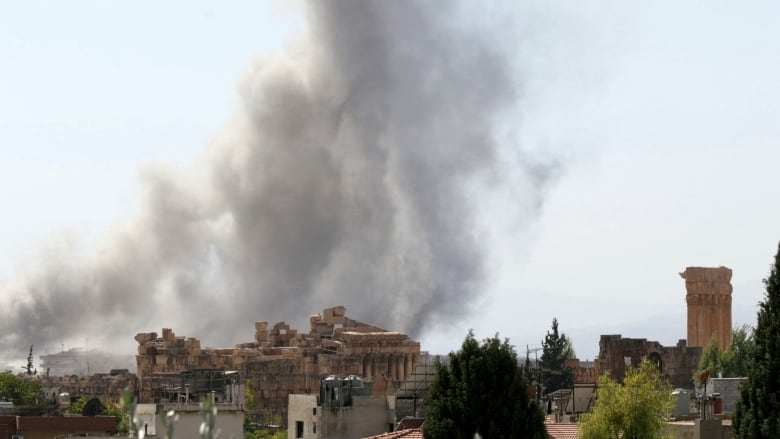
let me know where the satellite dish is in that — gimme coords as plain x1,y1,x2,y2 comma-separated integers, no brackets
82,398,103,417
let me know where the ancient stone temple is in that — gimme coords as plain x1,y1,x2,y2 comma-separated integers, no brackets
135,306,420,422
681,266,733,351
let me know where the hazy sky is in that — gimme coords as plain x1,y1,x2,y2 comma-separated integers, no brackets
2,1,779,364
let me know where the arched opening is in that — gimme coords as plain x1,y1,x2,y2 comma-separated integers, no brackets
648,352,663,372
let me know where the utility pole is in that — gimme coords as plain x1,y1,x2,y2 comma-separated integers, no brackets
526,345,543,406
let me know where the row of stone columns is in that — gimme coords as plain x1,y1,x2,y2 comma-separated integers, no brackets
362,353,416,382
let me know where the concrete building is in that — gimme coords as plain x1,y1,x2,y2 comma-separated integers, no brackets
288,394,319,439
288,376,397,439
706,377,747,414
664,419,735,439
135,402,245,439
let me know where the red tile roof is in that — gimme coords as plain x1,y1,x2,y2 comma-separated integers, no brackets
364,428,423,439
396,417,425,430
364,420,579,439
545,421,579,439
17,416,119,432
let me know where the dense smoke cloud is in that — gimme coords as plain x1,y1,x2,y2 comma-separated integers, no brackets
0,1,557,359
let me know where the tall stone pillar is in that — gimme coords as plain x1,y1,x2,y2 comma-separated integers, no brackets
681,266,733,351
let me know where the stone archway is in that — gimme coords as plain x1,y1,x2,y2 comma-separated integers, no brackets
648,352,663,372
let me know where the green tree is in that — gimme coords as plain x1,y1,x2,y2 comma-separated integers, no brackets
726,324,754,377
734,242,780,438
245,380,258,412
67,396,125,417
23,345,37,376
247,429,288,439
0,371,43,405
579,359,674,439
423,331,546,439
697,337,725,378
540,318,575,394
697,325,754,379
244,381,287,439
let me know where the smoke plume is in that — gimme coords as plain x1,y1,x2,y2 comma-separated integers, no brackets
0,1,556,359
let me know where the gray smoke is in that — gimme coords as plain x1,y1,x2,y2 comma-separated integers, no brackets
0,1,557,359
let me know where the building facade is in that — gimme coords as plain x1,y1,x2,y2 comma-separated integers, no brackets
288,376,397,439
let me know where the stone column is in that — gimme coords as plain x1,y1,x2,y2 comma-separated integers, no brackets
681,266,733,350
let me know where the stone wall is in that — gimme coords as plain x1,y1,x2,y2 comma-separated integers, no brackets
682,266,733,351
135,306,420,423
39,369,137,406
595,335,701,388
707,378,746,414
570,359,599,384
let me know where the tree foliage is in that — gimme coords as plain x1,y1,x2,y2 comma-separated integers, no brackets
245,379,258,412
243,380,287,438
728,324,754,377
423,331,547,439
66,395,126,430
734,242,780,438
697,337,725,379
540,318,575,394
697,325,754,379
0,371,43,405
579,359,674,439
246,429,287,439
23,345,37,376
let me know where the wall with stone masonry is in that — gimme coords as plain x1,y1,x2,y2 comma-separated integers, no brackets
682,266,733,351
593,335,701,389
134,306,420,424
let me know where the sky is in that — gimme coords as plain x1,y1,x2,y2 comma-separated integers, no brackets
1,1,779,367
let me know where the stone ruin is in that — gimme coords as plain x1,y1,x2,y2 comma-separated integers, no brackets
571,335,702,389
593,335,701,388
572,266,733,388
39,369,137,407
681,266,733,351
135,306,420,422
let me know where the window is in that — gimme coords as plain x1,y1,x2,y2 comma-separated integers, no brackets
313,422,317,434
313,407,317,416
296,421,304,438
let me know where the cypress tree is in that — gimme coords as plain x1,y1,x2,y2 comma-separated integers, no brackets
734,242,780,438
540,318,575,394
423,331,546,439
24,345,37,375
